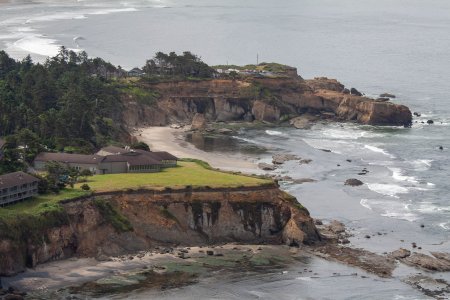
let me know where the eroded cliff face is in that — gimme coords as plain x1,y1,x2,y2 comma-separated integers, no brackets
0,186,320,276
122,76,412,128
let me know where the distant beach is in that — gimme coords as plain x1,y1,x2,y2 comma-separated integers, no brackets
135,126,259,173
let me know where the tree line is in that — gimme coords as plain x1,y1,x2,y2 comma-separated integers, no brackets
0,49,215,175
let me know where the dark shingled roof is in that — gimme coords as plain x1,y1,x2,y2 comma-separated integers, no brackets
0,138,5,149
102,153,161,166
34,152,102,164
0,171,39,189
149,151,178,161
133,150,178,161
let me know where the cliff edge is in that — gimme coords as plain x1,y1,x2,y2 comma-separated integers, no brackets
0,186,320,276
122,75,412,128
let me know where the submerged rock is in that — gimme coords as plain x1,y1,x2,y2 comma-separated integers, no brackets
404,275,450,299
310,244,395,278
217,128,233,134
272,154,299,165
299,159,312,165
344,178,364,186
402,253,450,271
289,114,318,129
258,163,276,171
389,248,411,259
328,220,346,234
292,178,317,184
380,93,396,98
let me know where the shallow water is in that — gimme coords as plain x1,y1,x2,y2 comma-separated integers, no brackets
1,0,449,298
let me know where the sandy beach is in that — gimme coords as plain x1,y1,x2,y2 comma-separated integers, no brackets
134,126,260,173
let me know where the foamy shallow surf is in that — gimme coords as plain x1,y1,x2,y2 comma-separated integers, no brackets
389,167,419,184
265,130,284,136
366,183,409,198
364,145,395,158
360,199,419,222
1,3,141,60
410,159,433,171
11,34,61,57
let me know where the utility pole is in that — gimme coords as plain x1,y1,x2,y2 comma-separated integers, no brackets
257,53,259,65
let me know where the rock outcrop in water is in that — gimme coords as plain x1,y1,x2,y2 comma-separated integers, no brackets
0,186,320,276
122,73,412,128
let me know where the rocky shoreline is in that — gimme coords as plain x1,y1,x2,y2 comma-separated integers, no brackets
123,75,413,135
0,185,320,277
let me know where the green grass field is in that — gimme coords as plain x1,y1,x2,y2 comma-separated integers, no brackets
0,189,90,219
0,161,271,219
75,161,271,192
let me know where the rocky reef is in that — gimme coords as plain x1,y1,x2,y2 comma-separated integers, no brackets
122,74,412,129
0,186,320,276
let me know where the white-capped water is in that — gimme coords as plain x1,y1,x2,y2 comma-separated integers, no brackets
366,183,409,198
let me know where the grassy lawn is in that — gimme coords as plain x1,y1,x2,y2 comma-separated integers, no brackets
0,161,271,219
0,189,90,219
75,161,271,192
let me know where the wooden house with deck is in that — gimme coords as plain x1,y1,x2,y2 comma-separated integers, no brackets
0,172,39,206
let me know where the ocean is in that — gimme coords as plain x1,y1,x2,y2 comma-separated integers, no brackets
1,0,449,299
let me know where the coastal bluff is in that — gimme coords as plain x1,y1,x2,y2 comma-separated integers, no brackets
0,186,320,276
122,75,412,128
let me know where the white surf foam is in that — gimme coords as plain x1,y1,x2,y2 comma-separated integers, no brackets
360,199,418,221
364,145,395,158
438,222,450,230
366,183,409,198
321,127,383,140
388,167,419,184
296,277,313,281
410,159,433,171
265,130,283,136
12,35,61,57
360,199,373,210
89,7,138,15
381,211,418,222
415,202,446,214
25,12,87,24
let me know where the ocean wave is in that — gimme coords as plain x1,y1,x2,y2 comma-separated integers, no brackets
438,222,450,230
360,199,418,222
360,199,373,210
410,159,433,171
388,167,419,184
89,7,139,15
366,183,409,198
301,138,357,154
265,130,283,136
381,211,419,222
12,35,61,57
321,127,383,140
296,277,313,281
25,12,87,24
415,202,449,214
364,145,395,158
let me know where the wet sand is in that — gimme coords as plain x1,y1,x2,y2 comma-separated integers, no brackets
135,126,260,173
3,245,296,296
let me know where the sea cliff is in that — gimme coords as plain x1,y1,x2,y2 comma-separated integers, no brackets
122,75,412,129
0,186,320,276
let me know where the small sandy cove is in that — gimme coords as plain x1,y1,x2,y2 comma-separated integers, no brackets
135,126,260,173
